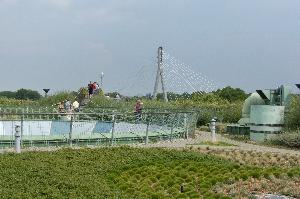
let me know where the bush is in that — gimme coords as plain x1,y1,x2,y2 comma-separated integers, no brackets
268,132,300,149
285,95,300,130
37,91,76,107
0,97,34,106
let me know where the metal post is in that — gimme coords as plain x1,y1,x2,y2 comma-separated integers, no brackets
15,125,21,153
145,119,150,145
69,116,73,147
184,113,188,139
46,107,49,120
210,118,217,142
111,114,115,146
170,114,176,142
21,113,24,147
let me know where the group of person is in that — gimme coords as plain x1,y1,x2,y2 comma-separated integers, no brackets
57,99,80,113
88,81,100,98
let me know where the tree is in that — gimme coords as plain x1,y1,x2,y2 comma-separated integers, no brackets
15,89,42,101
214,86,248,102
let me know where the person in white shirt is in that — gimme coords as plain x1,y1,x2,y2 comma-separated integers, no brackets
72,100,80,112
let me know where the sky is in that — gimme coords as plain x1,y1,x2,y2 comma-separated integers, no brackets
0,0,300,96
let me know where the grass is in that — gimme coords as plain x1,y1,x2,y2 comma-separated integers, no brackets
0,147,299,198
188,141,237,147
195,147,300,168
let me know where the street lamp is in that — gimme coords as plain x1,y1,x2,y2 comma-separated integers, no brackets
100,72,104,88
43,89,50,97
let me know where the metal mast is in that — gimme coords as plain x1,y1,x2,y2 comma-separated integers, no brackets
153,46,168,102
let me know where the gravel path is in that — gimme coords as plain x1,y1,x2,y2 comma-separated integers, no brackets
134,131,300,156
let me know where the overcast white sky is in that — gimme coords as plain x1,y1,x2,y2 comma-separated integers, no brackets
0,0,299,95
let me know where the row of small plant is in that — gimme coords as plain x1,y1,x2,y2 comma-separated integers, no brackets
194,147,300,168
213,175,300,199
190,146,300,198
266,131,300,149
0,147,298,198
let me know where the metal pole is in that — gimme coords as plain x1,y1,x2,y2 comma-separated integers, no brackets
184,113,188,139
15,125,21,153
153,47,162,100
111,114,115,146
100,72,104,89
69,116,73,147
145,119,150,145
21,113,24,147
170,114,176,142
210,118,217,142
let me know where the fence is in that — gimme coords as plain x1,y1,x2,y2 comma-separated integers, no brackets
0,108,198,148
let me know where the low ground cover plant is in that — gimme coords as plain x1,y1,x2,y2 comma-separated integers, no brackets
213,176,300,199
194,147,300,168
267,131,300,149
188,141,236,147
0,147,298,198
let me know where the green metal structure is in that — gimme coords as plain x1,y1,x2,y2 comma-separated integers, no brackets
227,85,291,141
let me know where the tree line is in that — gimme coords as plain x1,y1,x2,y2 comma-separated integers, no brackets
0,89,42,101
0,86,248,103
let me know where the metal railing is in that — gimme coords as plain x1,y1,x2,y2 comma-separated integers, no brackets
0,110,198,149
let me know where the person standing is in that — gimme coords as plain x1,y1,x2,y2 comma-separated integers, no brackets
64,99,71,113
134,99,143,122
88,81,93,98
72,100,80,112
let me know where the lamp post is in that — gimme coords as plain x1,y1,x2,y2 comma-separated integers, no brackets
210,118,217,143
43,89,50,97
15,125,21,153
100,72,104,89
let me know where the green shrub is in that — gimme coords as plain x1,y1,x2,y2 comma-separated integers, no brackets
268,132,300,149
35,91,76,107
0,97,34,106
285,95,300,129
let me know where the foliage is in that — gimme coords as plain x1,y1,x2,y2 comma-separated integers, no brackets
214,86,248,102
0,91,16,99
0,147,297,198
267,132,300,149
0,87,244,126
0,89,42,101
37,91,76,107
86,96,243,126
188,141,236,147
195,147,300,168
191,92,230,105
0,97,34,107
285,95,300,130
77,87,88,104
15,89,42,100
214,176,300,199
156,92,191,101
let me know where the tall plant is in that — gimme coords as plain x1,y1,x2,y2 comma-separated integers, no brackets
285,95,300,130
